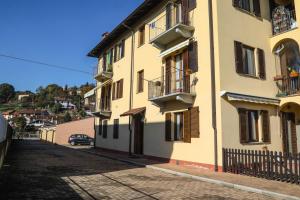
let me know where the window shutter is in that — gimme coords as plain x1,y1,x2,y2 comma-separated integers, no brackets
121,40,125,58
183,49,190,93
253,0,261,17
188,41,198,73
190,106,199,138
281,112,288,153
238,108,247,143
165,113,172,141
120,79,124,98
232,0,240,7
183,110,191,143
114,46,117,62
234,41,244,74
257,48,266,80
103,120,107,138
261,110,270,143
112,82,116,100
188,0,196,11
182,0,189,25
98,120,102,135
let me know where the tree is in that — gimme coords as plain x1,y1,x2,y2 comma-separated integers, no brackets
12,117,27,132
63,112,72,122
0,83,15,103
51,103,62,114
78,109,87,118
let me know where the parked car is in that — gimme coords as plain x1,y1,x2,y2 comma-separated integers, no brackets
68,134,94,146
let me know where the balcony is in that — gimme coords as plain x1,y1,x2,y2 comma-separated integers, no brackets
92,102,111,118
94,64,113,82
148,74,196,107
275,75,300,97
272,6,297,35
149,7,194,50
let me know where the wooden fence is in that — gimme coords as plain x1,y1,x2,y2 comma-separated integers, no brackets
223,148,300,184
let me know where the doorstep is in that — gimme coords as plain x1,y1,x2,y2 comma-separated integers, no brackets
83,148,300,200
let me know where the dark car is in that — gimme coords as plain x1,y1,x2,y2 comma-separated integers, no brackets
68,134,94,146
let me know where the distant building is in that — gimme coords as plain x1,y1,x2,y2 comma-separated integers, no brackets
54,97,76,110
17,94,30,101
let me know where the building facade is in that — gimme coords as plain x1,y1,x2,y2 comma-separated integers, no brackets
88,0,300,170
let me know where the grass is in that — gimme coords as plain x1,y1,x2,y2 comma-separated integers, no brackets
0,102,28,112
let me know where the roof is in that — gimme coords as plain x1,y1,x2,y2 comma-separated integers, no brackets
221,91,280,106
120,107,146,117
87,0,163,57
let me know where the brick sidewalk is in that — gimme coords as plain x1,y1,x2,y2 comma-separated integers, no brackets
85,147,300,199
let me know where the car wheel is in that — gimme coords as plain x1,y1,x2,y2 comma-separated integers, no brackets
71,141,76,146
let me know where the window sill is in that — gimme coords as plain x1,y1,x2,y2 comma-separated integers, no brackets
241,142,270,145
238,73,261,80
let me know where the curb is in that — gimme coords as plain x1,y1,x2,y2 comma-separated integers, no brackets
82,149,300,200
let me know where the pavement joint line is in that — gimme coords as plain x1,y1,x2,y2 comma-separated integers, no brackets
80,149,300,200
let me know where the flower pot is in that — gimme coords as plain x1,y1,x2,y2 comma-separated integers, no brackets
289,72,299,78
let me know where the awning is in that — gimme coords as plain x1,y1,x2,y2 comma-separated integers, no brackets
159,39,191,58
120,107,146,117
221,91,280,106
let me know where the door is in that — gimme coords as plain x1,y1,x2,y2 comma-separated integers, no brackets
175,54,183,92
134,114,144,155
282,112,298,154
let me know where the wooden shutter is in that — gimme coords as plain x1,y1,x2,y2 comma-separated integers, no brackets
188,0,196,11
103,120,107,138
120,79,124,98
232,0,240,7
114,46,117,62
234,41,244,74
190,106,199,138
253,0,261,17
183,49,190,93
121,40,125,58
165,58,172,95
112,82,116,100
188,42,198,73
183,110,191,143
166,3,172,29
261,110,270,143
182,0,189,25
165,113,172,141
110,48,114,66
98,120,102,135
257,48,266,80
281,112,288,153
290,113,298,154
238,108,247,143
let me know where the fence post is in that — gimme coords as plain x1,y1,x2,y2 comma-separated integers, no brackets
266,151,270,179
294,153,298,184
222,148,226,172
274,151,278,179
289,153,293,183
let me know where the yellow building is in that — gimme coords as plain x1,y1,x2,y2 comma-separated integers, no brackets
88,0,300,171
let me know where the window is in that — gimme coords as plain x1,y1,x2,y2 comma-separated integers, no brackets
98,120,102,135
102,120,108,138
113,119,119,139
165,107,199,143
113,79,124,100
238,109,271,144
174,112,183,141
138,25,145,47
234,41,266,78
114,40,125,62
233,0,261,17
137,70,144,93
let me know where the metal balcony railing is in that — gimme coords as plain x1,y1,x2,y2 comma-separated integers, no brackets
149,6,194,41
272,7,297,35
93,63,113,78
148,73,196,100
275,75,300,97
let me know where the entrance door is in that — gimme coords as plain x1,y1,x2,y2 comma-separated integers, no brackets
282,112,298,154
134,114,144,155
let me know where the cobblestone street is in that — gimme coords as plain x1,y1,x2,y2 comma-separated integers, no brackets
0,140,276,200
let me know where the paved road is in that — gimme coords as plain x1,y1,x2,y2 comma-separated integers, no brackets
0,140,275,200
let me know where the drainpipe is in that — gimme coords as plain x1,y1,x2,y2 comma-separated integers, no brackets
122,23,135,156
208,0,218,172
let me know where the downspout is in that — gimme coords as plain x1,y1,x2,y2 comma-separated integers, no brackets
208,0,218,172
122,23,135,156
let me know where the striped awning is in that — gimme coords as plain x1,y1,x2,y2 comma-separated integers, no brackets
221,91,280,106
159,39,191,58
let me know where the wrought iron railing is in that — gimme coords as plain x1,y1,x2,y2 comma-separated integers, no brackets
148,73,196,99
149,6,194,41
93,63,113,78
275,75,300,97
272,8,297,35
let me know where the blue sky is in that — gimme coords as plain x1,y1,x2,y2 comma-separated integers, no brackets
0,0,143,92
